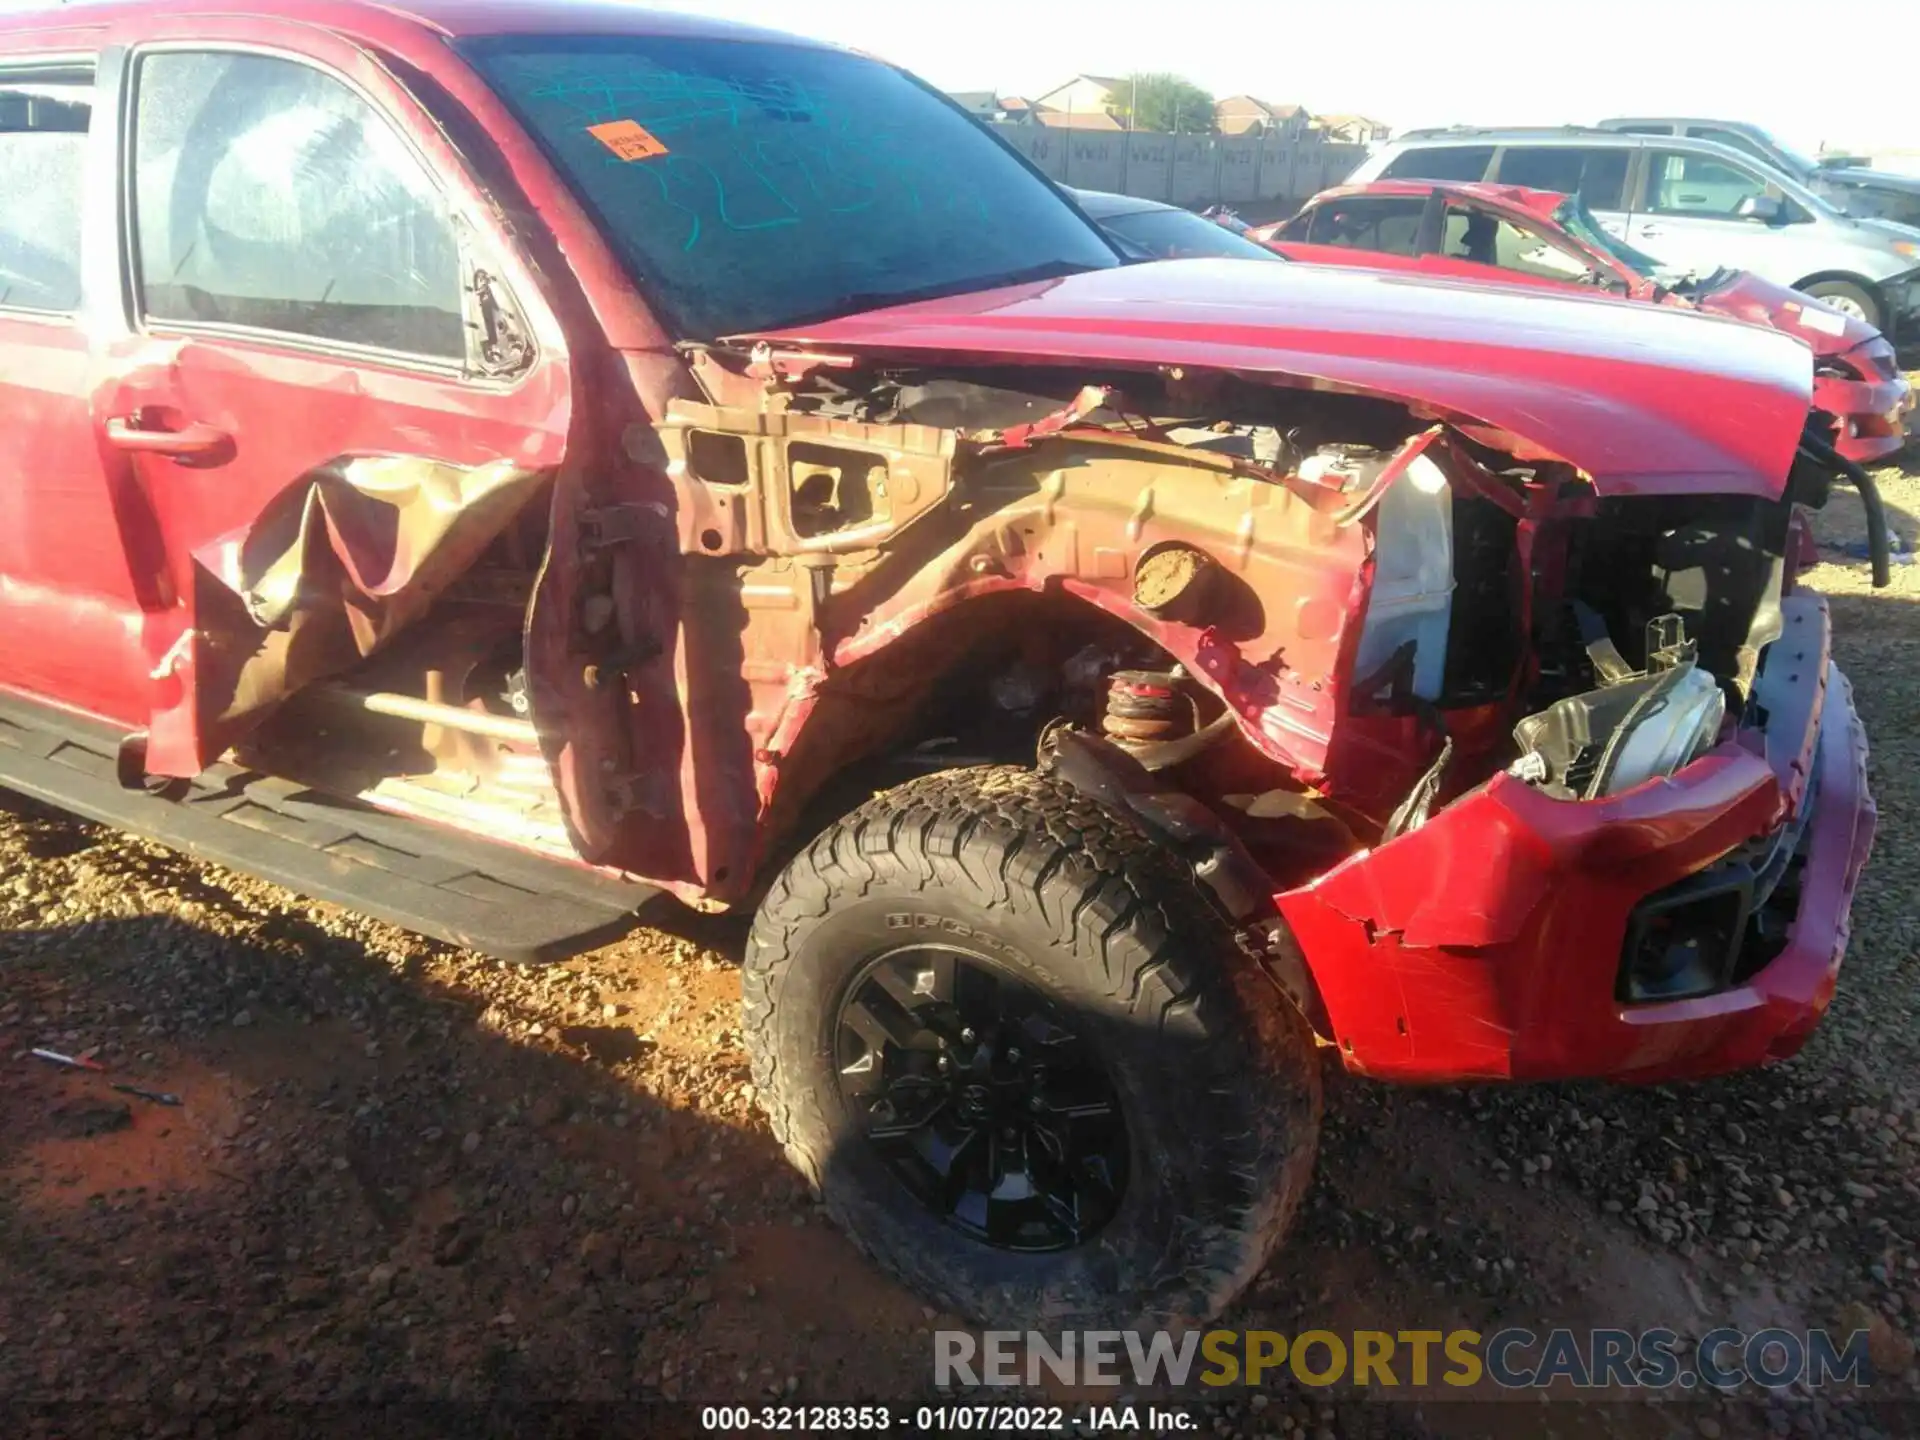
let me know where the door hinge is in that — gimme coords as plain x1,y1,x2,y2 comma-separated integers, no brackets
468,269,534,378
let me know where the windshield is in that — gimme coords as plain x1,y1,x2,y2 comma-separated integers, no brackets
1100,207,1283,262
460,34,1119,337
1754,127,1821,177
1551,197,1665,279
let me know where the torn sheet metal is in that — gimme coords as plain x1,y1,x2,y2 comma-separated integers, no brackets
189,455,546,737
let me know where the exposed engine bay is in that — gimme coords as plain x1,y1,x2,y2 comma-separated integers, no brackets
622,348,1840,897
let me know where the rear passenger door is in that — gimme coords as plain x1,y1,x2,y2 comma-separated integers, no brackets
98,16,574,776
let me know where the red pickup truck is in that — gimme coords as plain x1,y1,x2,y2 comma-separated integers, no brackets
1254,180,1913,467
0,0,1881,1330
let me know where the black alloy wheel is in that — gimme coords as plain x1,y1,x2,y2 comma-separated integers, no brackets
834,944,1128,1252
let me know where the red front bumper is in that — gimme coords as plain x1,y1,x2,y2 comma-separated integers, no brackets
1819,336,1912,467
1280,593,1876,1084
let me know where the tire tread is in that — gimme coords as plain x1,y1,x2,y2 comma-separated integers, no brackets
743,764,1321,1327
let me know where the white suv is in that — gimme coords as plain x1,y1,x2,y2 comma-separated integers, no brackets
1347,128,1920,336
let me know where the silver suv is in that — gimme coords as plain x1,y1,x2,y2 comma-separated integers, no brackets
1597,118,1920,228
1346,127,1920,336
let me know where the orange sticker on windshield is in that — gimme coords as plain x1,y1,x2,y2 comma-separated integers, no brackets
588,119,669,162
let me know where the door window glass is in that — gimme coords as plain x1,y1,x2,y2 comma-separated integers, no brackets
1379,145,1493,182
1308,195,1427,254
0,69,91,312
1496,146,1629,210
1440,202,1598,282
132,51,464,357
1647,150,1773,218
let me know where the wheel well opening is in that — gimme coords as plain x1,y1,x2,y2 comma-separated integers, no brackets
764,591,1177,852
1790,271,1879,298
760,588,1364,899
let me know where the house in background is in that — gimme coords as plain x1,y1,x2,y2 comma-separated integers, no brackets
1214,96,1310,138
999,95,1035,121
944,90,1005,119
1312,113,1391,143
1029,74,1128,122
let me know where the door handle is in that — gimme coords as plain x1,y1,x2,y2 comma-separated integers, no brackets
105,416,232,460
1637,225,1664,238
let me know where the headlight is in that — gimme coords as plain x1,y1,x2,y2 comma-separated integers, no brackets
1601,666,1726,795
1510,615,1727,800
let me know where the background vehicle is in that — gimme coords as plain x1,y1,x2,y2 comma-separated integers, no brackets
0,0,1881,1332
1598,117,1920,227
1253,180,1912,464
1348,128,1920,334
1069,187,1283,260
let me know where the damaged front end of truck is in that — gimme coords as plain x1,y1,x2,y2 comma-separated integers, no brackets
607,262,1881,1087
154,254,1879,1088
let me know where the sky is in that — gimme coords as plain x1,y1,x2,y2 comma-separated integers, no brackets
6,0,1913,161
642,0,1918,160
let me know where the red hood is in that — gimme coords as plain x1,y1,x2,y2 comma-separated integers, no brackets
1691,270,1879,357
742,260,1815,497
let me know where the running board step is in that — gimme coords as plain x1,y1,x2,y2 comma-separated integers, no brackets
0,694,660,963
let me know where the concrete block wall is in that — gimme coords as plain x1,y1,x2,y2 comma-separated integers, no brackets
990,124,1367,212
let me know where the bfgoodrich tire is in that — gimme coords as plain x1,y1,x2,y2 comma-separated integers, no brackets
742,765,1321,1329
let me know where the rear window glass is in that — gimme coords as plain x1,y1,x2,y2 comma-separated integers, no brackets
1495,147,1629,210
1307,195,1427,254
0,69,91,312
1380,145,1493,182
461,34,1118,338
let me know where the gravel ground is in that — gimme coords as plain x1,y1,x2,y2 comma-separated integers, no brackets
2,440,1918,1440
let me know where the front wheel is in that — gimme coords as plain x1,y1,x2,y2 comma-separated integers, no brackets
742,766,1322,1329
1800,279,1881,330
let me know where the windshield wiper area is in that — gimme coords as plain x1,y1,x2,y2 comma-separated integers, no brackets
764,259,1104,332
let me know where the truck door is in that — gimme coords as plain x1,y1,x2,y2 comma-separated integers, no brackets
95,19,573,778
